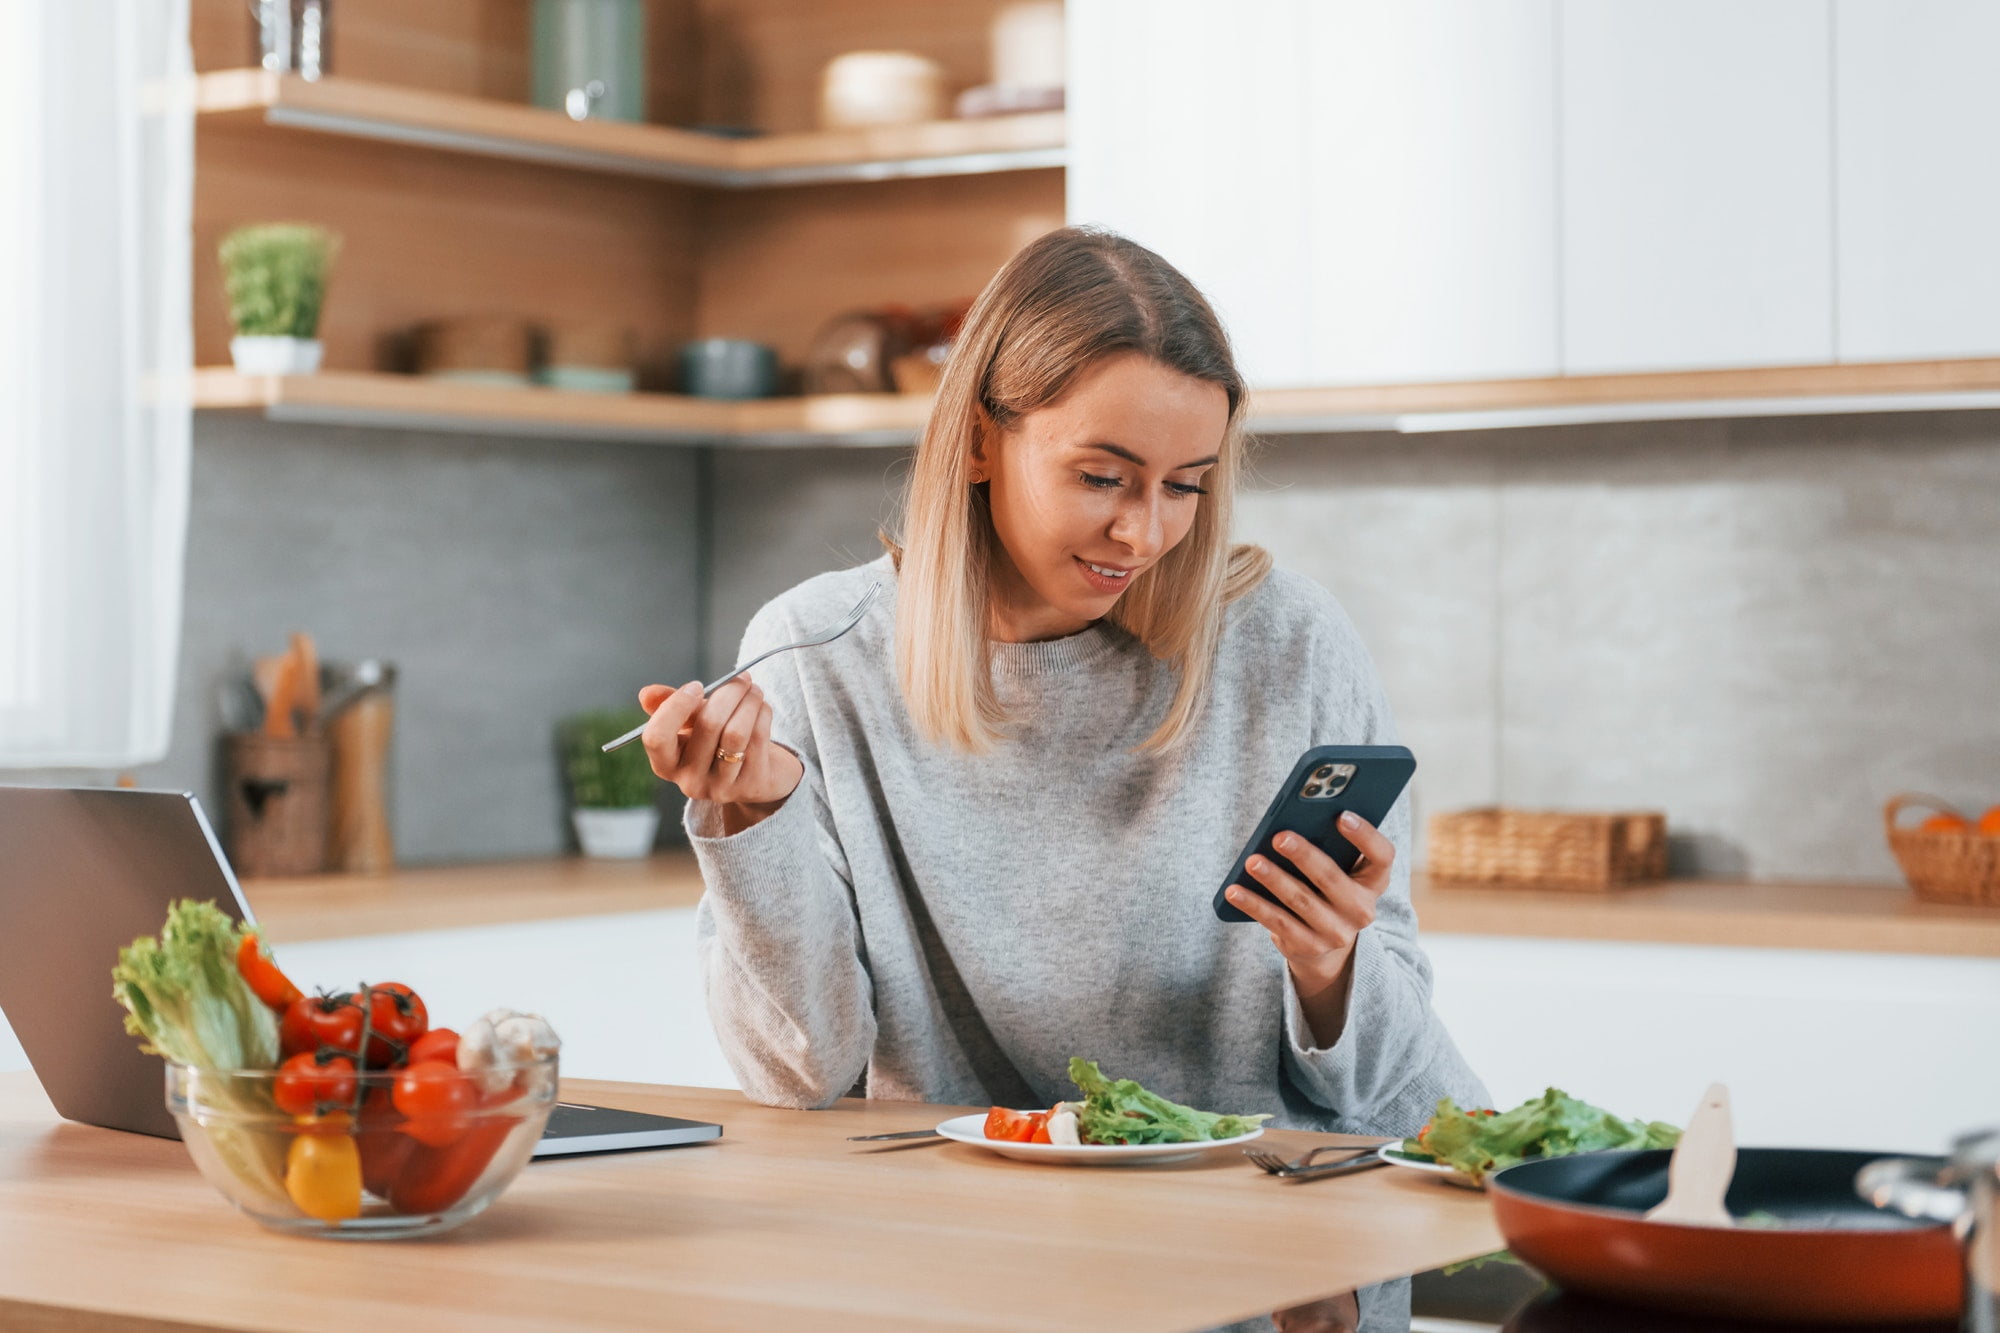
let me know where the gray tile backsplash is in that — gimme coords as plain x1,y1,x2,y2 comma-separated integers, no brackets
11,408,1988,878
5,416,702,864
702,412,2000,883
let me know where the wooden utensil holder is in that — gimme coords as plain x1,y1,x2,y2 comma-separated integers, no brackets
225,734,330,876
1427,807,1668,891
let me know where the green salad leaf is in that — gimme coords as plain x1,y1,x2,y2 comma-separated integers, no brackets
112,899,279,1070
1067,1058,1271,1145
112,900,289,1211
1405,1087,1680,1183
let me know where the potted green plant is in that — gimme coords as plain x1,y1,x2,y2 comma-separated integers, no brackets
218,223,340,375
560,708,660,859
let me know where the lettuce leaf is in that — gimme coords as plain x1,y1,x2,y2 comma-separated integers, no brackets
1407,1087,1679,1183
1067,1058,1271,1145
112,899,278,1071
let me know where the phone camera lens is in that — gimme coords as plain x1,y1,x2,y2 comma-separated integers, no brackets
1313,765,1335,780
1303,783,1324,797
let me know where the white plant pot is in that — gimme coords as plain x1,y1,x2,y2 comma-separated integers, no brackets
572,806,659,860
230,335,324,375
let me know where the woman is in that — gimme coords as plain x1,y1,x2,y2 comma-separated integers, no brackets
639,227,1486,1134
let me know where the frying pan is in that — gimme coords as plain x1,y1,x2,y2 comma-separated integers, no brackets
1487,1148,1961,1324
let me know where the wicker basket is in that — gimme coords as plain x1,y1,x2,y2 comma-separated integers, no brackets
1428,807,1668,891
1885,793,2000,906
225,733,330,877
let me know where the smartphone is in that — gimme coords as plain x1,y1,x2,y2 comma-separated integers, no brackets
1212,745,1416,922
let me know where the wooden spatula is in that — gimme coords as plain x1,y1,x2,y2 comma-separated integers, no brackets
1646,1082,1735,1226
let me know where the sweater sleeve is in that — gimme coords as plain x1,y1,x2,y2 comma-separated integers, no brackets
685,602,876,1110
1276,584,1491,1134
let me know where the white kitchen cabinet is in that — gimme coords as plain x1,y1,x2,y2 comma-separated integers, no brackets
1558,1,1834,374
1066,0,1314,388
1428,934,2000,1155
1835,1,2000,362
1304,1,1560,386
274,909,738,1090
0,908,738,1088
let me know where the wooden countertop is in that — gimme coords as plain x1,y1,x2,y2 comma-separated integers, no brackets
1412,872,2000,958
0,1072,1497,1331
243,854,706,942
245,852,2000,959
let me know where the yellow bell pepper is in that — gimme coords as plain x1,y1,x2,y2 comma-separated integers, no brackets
285,1116,362,1221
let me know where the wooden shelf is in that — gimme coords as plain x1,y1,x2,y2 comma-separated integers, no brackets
195,358,2000,447
192,369,934,446
195,70,1066,188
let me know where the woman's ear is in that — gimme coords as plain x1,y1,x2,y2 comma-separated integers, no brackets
969,407,996,484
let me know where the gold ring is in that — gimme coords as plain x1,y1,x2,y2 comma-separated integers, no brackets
715,748,745,766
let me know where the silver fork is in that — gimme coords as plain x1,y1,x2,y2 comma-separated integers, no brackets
601,583,881,753
1243,1144,1379,1177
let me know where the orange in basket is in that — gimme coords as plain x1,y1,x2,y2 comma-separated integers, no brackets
1885,794,2000,906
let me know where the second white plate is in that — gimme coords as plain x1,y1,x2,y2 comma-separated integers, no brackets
934,1113,1264,1166
1377,1144,1485,1190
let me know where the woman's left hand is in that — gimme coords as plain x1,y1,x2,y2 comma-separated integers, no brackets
1222,810,1395,1046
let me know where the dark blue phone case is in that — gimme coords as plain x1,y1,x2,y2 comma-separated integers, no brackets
1213,745,1417,922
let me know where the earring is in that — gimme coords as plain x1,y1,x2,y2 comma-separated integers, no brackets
969,470,986,484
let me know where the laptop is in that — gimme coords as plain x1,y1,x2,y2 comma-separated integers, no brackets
0,786,719,1157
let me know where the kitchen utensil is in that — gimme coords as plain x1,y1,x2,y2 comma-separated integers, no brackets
319,657,385,721
847,1129,944,1142
1243,1144,1375,1176
1262,1155,1392,1184
532,0,645,123
819,51,945,130
679,339,778,399
1860,1127,2000,1330
289,632,321,733
931,1112,1263,1167
1644,1083,1734,1225
600,583,880,753
1488,1147,1961,1323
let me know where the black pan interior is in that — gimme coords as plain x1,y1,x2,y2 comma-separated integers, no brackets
1492,1148,1947,1231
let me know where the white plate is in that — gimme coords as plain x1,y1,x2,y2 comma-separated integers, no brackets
1377,1144,1485,1190
934,1113,1264,1166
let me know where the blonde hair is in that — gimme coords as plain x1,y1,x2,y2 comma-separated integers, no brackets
885,227,1271,754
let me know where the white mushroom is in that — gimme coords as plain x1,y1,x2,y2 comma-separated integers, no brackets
458,1008,560,1094
1046,1107,1081,1146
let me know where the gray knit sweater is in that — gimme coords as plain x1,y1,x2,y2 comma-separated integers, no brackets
686,554,1487,1134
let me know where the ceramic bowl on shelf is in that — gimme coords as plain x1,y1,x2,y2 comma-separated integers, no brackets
166,1054,557,1239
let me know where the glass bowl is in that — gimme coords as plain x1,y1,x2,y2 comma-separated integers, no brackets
166,1054,557,1239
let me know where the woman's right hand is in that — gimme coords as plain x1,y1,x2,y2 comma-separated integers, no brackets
636,677,803,828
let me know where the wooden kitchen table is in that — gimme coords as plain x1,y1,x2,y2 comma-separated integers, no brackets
0,1072,1501,1332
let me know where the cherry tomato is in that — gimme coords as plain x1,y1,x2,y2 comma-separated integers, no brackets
363,983,428,1065
274,1051,358,1116
301,994,366,1059
393,1061,479,1147
278,997,318,1058
982,1107,1046,1143
407,1027,459,1069
235,932,302,1011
